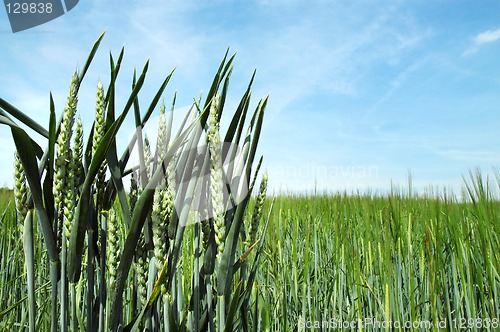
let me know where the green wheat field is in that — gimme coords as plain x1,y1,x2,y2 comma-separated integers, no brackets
1,33,499,331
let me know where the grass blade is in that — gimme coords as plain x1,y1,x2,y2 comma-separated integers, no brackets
77,30,106,89
10,126,58,263
23,210,36,332
68,59,150,282
0,98,49,138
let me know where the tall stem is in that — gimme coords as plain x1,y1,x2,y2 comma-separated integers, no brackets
87,229,94,331
61,233,68,332
99,212,107,332
23,210,36,332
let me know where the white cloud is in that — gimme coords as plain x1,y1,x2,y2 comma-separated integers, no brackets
474,29,500,45
3,0,499,194
463,28,500,56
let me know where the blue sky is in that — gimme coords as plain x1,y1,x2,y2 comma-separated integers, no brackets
1,0,500,195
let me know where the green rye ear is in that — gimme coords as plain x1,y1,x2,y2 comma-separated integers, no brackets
2,32,275,332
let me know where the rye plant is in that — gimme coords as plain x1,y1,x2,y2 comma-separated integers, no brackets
0,31,271,331
257,176,499,331
3,31,497,332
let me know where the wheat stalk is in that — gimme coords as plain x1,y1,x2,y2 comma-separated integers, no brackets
13,152,28,222
207,96,225,260
92,81,107,207
106,209,121,290
247,172,268,247
3,38,272,331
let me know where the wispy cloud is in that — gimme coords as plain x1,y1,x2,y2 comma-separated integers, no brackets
366,55,432,117
463,28,500,56
2,0,500,194
435,149,500,163
475,29,500,45
235,2,430,120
